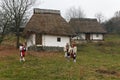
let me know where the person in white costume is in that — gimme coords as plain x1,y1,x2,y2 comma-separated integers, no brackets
70,44,77,62
19,43,26,62
64,43,70,62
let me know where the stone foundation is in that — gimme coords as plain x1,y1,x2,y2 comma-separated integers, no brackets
28,46,63,51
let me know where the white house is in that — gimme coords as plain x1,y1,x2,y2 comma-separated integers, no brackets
69,18,107,41
26,34,71,48
24,8,75,49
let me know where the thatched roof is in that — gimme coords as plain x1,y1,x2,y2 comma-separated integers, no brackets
24,8,75,36
69,18,107,34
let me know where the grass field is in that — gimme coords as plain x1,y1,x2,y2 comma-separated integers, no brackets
0,34,120,80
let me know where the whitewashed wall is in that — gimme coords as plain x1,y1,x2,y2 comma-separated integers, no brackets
42,35,70,47
73,34,85,40
27,34,36,47
72,33,104,40
91,34,103,40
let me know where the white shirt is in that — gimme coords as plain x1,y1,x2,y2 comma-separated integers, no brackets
19,45,23,51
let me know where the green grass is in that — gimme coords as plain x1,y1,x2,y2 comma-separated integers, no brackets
1,34,120,80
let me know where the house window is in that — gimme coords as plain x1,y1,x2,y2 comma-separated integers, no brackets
57,37,61,42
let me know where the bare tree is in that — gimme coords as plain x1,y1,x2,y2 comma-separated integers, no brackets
0,8,12,43
114,11,120,18
65,7,86,40
65,6,86,21
0,0,36,48
95,12,105,23
104,10,120,34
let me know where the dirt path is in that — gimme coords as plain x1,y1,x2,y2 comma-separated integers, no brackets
0,45,19,57
0,45,62,57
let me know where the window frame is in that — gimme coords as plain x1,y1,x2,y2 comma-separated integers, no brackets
57,37,61,42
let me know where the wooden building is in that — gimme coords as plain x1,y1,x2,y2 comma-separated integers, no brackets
23,8,75,49
69,18,107,41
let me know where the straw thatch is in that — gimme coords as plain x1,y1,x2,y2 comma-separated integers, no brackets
69,18,107,34
24,8,75,36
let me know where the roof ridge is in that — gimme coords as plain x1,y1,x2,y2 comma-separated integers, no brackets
34,8,60,15
71,18,97,21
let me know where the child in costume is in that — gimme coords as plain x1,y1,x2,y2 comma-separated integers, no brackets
64,43,70,61
70,44,77,62
19,44,26,62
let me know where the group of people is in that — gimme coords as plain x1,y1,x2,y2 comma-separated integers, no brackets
64,43,77,62
19,42,77,63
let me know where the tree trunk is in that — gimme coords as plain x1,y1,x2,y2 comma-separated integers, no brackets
16,28,20,48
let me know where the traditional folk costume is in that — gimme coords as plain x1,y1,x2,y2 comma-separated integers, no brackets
64,43,71,61
19,45,26,62
64,43,70,57
70,44,77,62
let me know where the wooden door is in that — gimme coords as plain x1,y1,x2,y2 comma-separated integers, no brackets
85,33,90,40
36,34,42,45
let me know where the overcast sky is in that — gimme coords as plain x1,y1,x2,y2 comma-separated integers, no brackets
36,0,120,20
